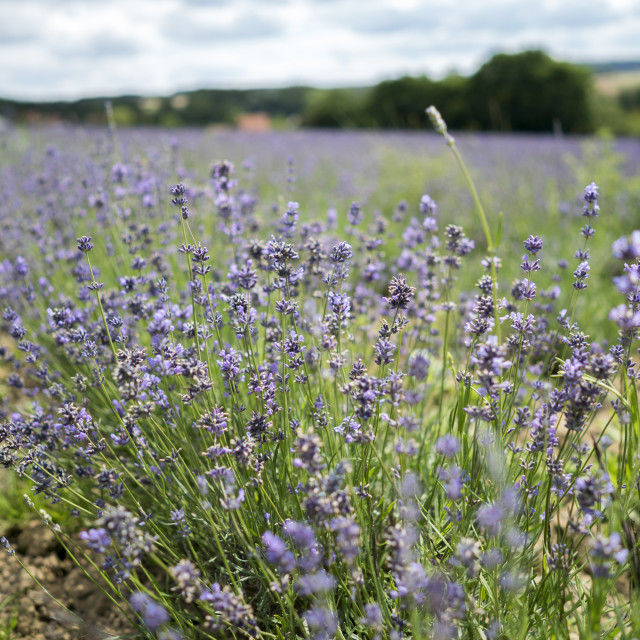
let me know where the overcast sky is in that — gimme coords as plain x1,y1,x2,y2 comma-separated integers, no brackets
2,0,639,101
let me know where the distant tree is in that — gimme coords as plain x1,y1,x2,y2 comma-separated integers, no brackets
620,87,640,111
365,76,433,128
245,87,310,117
301,89,371,128
363,75,472,129
466,50,594,133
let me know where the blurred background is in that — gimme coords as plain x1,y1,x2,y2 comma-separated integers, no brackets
1,0,639,134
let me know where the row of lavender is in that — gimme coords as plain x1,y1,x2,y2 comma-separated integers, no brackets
1,117,639,639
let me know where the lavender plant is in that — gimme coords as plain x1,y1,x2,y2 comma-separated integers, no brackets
0,116,639,640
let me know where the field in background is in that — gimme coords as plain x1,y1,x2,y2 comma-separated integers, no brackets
595,70,640,96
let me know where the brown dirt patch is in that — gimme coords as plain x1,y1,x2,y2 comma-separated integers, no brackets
0,522,132,640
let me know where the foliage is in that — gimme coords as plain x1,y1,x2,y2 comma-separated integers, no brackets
360,75,469,130
620,86,640,112
303,51,597,133
298,88,373,128
466,51,594,133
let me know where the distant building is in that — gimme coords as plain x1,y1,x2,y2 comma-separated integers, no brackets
235,112,271,132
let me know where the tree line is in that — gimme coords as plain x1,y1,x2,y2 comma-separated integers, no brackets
1,50,638,134
302,50,594,133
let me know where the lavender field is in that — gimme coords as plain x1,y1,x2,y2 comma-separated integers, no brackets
1,121,640,640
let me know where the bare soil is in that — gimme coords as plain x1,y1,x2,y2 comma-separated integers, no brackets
0,521,132,640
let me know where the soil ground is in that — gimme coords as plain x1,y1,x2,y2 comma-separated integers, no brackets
0,521,132,640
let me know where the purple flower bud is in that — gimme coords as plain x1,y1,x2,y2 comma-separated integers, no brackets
436,435,460,458
262,531,295,574
420,194,437,216
523,235,543,254
612,231,640,260
76,236,94,253
348,202,363,225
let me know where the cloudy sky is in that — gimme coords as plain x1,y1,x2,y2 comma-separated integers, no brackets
2,0,639,101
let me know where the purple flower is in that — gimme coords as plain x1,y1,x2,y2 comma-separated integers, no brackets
330,241,353,263
144,602,170,631
129,592,152,612
451,537,481,576
384,275,415,310
348,202,363,225
304,606,337,640
170,183,190,218
328,291,351,320
612,231,640,260
408,351,430,380
514,278,537,300
374,338,395,366
360,603,383,631
575,471,613,517
520,254,541,273
613,261,640,294
436,435,460,458
420,194,437,216
295,570,336,595
13,256,29,277
609,304,640,330
170,508,185,523
80,527,111,553
129,592,169,631
217,348,241,382
293,431,325,474
280,201,299,236
439,466,465,500
476,502,505,537
76,236,94,253
581,224,595,238
523,235,543,254
589,533,628,579
1,537,15,555
169,559,201,603
573,261,590,281
262,531,295,574
283,520,316,552
329,516,360,563
200,583,256,634
470,335,512,396
196,406,228,434
236,262,258,290
582,182,599,217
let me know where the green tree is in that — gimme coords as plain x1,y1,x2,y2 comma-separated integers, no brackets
364,74,471,129
467,50,594,133
620,87,640,112
301,89,371,128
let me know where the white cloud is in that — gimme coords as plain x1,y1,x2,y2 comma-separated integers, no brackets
0,0,638,100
